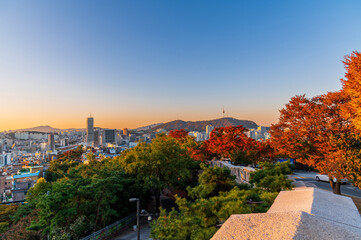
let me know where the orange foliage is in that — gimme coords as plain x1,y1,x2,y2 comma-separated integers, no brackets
204,125,257,158
187,143,208,162
255,139,275,162
341,51,361,130
270,91,352,179
169,129,188,139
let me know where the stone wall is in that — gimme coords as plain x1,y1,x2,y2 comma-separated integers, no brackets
212,187,361,239
209,160,255,183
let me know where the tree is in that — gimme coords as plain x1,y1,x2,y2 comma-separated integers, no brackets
117,134,199,212
26,178,51,203
229,149,252,166
6,155,146,239
341,51,361,130
332,133,361,188
250,161,293,192
150,160,282,240
27,169,145,238
169,129,188,139
1,210,41,240
187,163,237,199
150,187,277,240
182,137,209,162
270,91,352,194
45,146,84,182
0,204,19,233
204,125,257,159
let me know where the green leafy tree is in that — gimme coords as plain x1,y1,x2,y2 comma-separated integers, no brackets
29,169,144,238
187,163,237,199
117,134,199,211
250,161,293,192
151,162,280,240
45,146,84,182
229,149,252,166
7,156,146,239
26,178,51,203
151,187,277,240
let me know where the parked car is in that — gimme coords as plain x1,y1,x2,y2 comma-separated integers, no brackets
315,174,348,184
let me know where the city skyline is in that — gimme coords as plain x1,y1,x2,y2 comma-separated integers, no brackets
1,1,361,131
0,114,263,132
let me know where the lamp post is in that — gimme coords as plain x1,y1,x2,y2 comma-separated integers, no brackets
129,198,140,240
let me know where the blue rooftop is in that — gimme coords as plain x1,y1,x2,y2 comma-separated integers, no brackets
13,171,40,179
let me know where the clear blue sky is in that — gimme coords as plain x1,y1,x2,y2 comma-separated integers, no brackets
0,0,360,130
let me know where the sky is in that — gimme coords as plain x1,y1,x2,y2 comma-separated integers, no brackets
1,1,361,131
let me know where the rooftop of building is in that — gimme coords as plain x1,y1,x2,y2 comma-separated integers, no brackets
13,170,40,179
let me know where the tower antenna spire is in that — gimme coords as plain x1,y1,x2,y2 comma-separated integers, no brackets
222,106,225,118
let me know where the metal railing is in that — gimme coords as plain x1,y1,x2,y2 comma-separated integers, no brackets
80,215,136,240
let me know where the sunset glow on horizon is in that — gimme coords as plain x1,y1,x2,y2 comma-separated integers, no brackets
1,1,360,131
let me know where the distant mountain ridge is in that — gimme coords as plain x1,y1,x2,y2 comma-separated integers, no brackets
9,125,84,133
134,123,163,131
151,117,258,132
6,118,259,133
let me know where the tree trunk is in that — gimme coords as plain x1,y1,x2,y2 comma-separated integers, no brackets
334,181,341,195
329,179,334,190
329,180,341,195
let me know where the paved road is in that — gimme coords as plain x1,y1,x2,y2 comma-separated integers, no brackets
292,170,361,198
112,226,152,240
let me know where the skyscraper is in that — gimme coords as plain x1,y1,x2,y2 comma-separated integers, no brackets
123,128,129,136
206,125,215,140
87,116,94,146
48,133,55,151
94,129,100,147
104,129,116,144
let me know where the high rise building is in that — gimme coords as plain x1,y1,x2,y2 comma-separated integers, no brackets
48,133,55,151
257,126,270,134
94,129,100,147
123,128,129,136
206,125,215,140
105,129,116,144
87,116,94,146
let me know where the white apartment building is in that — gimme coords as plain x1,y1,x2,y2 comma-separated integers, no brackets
0,153,12,167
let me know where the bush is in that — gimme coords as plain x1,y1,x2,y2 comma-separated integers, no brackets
250,161,293,192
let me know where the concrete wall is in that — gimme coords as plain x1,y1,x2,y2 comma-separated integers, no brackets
209,160,255,183
212,187,361,240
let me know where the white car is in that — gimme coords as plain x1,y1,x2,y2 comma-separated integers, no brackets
315,174,347,184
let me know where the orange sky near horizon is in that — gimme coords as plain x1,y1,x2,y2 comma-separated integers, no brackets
0,109,280,131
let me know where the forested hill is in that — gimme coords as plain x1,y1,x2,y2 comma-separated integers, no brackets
152,117,258,132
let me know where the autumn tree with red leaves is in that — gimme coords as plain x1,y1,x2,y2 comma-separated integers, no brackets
341,51,361,130
337,51,361,188
203,125,273,165
270,91,352,194
169,129,189,139
168,129,208,161
204,125,252,158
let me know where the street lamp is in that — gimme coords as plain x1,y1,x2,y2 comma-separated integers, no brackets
129,198,153,240
129,198,140,240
